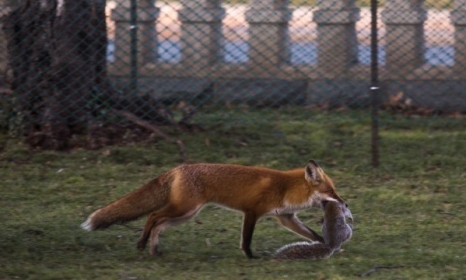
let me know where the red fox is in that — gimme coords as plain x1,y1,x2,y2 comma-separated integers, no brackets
273,200,353,260
81,160,345,258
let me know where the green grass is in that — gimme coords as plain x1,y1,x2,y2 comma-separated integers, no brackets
1,108,465,279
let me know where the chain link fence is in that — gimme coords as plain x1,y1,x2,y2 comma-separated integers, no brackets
0,0,464,165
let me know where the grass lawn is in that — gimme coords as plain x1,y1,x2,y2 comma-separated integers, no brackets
1,108,465,279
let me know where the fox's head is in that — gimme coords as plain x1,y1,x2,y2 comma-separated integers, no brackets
304,160,346,208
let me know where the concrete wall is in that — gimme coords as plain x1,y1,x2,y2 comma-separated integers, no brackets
104,0,466,111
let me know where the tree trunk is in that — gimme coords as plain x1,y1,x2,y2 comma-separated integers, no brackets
2,0,185,151
3,0,117,149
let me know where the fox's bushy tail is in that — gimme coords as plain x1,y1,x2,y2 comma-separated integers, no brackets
81,174,172,231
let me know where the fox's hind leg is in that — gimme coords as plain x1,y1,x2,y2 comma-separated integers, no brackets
137,204,202,256
147,212,199,256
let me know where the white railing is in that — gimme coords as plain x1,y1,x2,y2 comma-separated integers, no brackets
1,0,465,110
107,0,466,81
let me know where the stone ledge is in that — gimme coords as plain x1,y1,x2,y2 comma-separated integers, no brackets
110,77,213,102
381,9,427,25
111,5,160,22
178,8,226,23
214,79,306,107
307,80,370,108
245,9,293,24
108,75,466,112
109,77,307,108
385,81,466,112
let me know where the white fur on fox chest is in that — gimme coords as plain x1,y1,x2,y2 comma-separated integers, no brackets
268,191,326,215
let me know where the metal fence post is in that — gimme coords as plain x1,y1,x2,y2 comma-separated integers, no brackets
245,0,293,68
313,0,360,77
370,0,380,168
381,0,426,77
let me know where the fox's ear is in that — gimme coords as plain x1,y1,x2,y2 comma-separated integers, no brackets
305,160,323,185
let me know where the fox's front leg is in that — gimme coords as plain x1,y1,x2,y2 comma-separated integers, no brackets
241,210,258,258
276,213,324,243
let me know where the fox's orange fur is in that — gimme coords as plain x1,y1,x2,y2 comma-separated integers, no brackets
81,160,345,258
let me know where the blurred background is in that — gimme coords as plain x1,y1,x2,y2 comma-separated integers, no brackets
0,0,465,166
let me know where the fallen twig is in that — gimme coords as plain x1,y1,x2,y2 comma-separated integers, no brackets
112,109,186,160
360,265,405,277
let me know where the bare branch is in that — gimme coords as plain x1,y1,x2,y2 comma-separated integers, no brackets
112,109,186,161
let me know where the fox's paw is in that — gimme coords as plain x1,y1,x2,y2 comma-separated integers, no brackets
149,245,163,257
136,240,147,251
